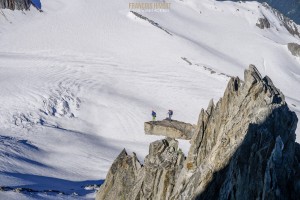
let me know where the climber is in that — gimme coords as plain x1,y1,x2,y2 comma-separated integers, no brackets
152,110,156,121
167,110,173,120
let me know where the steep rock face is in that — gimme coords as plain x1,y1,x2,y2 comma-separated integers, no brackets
172,65,298,199
96,65,299,200
0,0,30,10
288,43,300,57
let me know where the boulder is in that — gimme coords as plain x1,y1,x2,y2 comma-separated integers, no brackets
144,119,195,140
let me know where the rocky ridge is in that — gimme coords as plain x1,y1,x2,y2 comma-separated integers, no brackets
96,65,299,200
218,0,300,25
253,3,300,38
262,3,300,38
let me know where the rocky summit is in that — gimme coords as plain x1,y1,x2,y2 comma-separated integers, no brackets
96,65,299,200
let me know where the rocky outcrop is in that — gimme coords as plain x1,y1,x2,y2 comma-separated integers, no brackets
288,43,300,57
96,149,142,200
96,137,184,200
0,0,31,10
96,65,299,200
144,119,195,140
256,17,271,29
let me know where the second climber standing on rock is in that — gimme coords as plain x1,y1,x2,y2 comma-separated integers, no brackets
168,110,173,120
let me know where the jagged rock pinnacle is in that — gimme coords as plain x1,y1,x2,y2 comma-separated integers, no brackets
96,65,299,200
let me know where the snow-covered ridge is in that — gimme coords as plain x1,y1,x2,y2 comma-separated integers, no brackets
260,2,300,38
0,0,299,199
217,0,300,25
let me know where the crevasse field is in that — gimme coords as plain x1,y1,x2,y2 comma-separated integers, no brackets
0,0,299,199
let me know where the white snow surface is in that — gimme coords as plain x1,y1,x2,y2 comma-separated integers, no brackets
0,0,299,199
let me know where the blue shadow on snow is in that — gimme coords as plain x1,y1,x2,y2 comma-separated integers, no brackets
1,172,104,196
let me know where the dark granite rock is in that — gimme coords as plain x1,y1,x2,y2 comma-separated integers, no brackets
0,0,31,10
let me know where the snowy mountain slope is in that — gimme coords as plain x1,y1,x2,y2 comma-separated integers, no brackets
0,0,299,199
